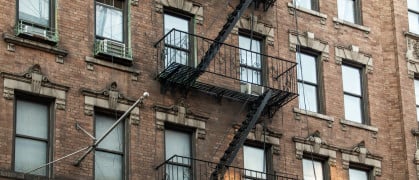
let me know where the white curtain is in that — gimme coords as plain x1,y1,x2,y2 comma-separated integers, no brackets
96,4,123,42
19,0,50,26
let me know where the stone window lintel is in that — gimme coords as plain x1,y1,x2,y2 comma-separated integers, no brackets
293,134,338,167
335,45,373,73
233,15,275,46
154,0,204,24
289,30,330,62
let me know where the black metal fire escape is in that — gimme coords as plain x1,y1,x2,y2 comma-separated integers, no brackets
155,0,297,179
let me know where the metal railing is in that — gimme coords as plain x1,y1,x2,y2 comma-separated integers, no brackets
154,29,297,95
156,155,298,180
15,20,59,43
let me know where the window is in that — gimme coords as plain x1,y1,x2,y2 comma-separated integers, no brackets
297,52,319,112
337,0,362,24
165,129,192,180
415,79,419,121
17,0,56,41
349,167,369,180
303,158,324,180
94,113,124,180
239,35,263,85
243,145,266,179
14,98,51,176
293,0,319,11
408,0,419,34
163,12,191,67
342,64,365,123
95,0,126,42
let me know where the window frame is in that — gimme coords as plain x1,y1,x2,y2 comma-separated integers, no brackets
94,0,129,44
348,163,373,180
407,0,419,34
238,31,266,86
337,0,363,25
12,93,54,177
293,0,320,11
163,9,195,67
342,61,368,124
302,154,330,180
242,142,273,179
296,49,323,113
93,108,127,180
16,0,56,29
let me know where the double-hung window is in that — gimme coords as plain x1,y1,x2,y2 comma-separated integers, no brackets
14,98,51,176
408,0,419,34
337,0,362,24
163,13,191,67
342,64,365,123
165,129,192,180
94,113,124,180
95,0,131,61
243,145,266,179
302,158,325,180
17,0,56,42
239,35,262,85
297,52,319,112
293,0,319,11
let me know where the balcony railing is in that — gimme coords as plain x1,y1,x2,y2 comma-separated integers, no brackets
156,155,298,180
155,29,297,103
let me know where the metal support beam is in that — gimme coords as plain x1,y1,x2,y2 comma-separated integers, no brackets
210,90,272,179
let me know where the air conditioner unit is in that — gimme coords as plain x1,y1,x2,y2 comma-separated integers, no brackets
241,83,265,96
103,39,126,58
21,24,47,38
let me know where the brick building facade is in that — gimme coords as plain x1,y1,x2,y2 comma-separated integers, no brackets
0,0,418,179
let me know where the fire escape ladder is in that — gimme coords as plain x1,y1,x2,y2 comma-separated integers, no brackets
210,90,273,180
184,0,255,87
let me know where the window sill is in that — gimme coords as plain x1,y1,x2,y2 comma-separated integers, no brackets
0,169,48,180
85,56,140,75
340,119,378,132
287,3,327,19
332,17,371,33
405,31,419,40
3,33,67,57
293,108,334,122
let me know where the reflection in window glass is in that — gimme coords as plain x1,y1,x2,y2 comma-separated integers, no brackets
239,36,262,85
95,151,123,180
349,168,368,180
338,0,355,23
164,14,190,66
303,158,324,180
96,4,123,42
342,64,364,123
165,130,192,180
297,52,318,112
19,0,50,26
243,146,266,179
414,79,419,121
408,11,419,34
294,0,312,10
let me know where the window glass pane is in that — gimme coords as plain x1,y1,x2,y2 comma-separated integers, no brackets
165,130,191,160
166,164,191,180
408,12,419,34
294,0,312,9
338,0,355,23
415,79,419,105
342,65,362,95
164,14,189,49
408,0,419,12
417,107,419,121
19,0,50,26
297,52,317,84
96,4,123,42
95,151,123,180
349,168,368,180
240,67,261,84
298,82,318,112
344,95,363,123
95,114,124,152
243,146,266,179
164,47,188,67
14,137,47,175
303,159,324,180
16,99,48,139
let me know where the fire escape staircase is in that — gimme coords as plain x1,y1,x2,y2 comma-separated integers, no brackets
155,0,298,179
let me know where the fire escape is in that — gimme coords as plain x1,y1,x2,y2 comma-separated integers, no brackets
154,0,298,179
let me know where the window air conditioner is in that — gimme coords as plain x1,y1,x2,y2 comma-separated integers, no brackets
241,83,265,96
21,24,47,38
103,39,126,58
